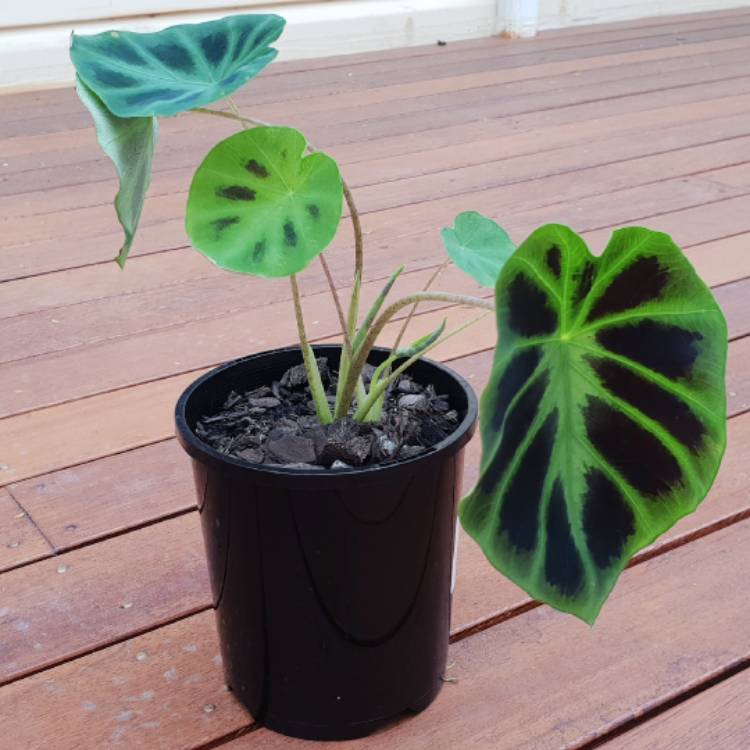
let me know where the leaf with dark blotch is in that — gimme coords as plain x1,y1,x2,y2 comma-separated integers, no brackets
186,126,342,277
460,224,727,624
76,77,157,267
441,211,516,288
70,14,284,118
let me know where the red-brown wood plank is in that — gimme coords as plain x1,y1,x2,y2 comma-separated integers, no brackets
234,519,750,750
7,114,750,252
5,14,750,142
0,488,51,572
2,345,748,690
601,668,750,750
0,513,209,684
4,506,750,749
0,611,242,750
4,331,747,566
0,212,747,426
4,96,750,321
4,38,748,208
0,272,747,487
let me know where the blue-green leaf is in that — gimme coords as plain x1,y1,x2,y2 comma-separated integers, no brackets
70,14,285,118
441,211,515,288
76,76,157,267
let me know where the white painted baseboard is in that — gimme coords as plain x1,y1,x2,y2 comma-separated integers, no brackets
0,0,500,92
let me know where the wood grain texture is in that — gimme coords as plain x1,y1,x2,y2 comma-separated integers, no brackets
225,519,750,749
3,328,746,565
601,668,750,750
0,488,51,572
0,611,246,750
9,440,192,552
0,12,748,747
0,513,209,685
3,434,750,748
0,272,747,486
2,368,748,692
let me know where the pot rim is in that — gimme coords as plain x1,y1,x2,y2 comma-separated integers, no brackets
175,344,478,483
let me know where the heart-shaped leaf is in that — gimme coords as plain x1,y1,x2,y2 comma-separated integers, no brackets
460,225,727,624
70,14,284,118
76,76,158,267
441,211,516,288
186,126,343,277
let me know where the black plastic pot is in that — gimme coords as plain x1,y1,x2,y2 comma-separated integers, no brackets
175,345,477,741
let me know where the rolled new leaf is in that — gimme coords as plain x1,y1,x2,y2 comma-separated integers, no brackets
460,225,727,624
441,211,515,288
186,126,343,277
76,77,157,267
70,14,284,118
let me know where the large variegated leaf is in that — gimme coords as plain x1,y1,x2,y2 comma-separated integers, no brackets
76,76,157,267
441,211,515,287
185,126,343,277
460,225,727,624
70,14,284,118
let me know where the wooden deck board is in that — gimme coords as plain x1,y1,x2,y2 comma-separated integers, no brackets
1,10,748,748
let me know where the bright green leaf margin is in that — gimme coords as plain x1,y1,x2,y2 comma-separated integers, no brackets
460,224,727,624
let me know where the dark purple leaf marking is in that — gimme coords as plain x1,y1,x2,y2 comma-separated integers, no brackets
499,408,558,553
596,320,703,380
245,159,269,178
589,356,705,452
283,221,297,247
216,185,256,201
582,469,635,569
545,480,584,596
507,273,558,337
587,256,669,323
584,396,683,497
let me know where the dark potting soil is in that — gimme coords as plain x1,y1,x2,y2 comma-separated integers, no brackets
194,358,460,470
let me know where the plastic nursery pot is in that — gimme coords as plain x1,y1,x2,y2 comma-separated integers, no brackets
175,345,477,741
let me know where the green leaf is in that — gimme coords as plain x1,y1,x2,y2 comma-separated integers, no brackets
441,211,515,288
185,126,343,277
393,318,446,358
70,14,284,118
76,76,157,267
460,225,727,624
352,265,405,353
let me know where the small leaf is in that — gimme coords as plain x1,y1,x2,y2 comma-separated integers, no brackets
70,14,284,118
441,211,515,288
394,318,446,358
186,127,342,277
352,265,405,353
76,76,157,267
460,225,727,624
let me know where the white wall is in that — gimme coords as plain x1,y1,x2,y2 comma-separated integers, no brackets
537,0,750,30
0,0,500,91
1,0,749,91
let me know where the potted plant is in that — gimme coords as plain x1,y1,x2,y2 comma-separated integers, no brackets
69,13,727,741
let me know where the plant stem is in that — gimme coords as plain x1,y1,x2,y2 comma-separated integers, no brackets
337,291,494,417
392,259,451,351
354,310,493,421
192,105,269,128
290,275,333,424
319,255,353,361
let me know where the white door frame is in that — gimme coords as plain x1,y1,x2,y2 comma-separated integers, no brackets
496,0,540,37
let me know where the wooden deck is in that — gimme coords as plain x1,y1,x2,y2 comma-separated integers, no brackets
1,7,750,748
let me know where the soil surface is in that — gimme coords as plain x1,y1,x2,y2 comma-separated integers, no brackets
195,358,460,469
